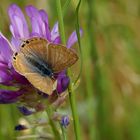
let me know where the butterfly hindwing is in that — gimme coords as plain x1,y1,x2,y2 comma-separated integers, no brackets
24,73,55,95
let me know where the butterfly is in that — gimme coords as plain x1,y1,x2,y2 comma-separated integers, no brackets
12,37,78,95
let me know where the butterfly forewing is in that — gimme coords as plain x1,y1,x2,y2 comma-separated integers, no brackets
47,43,78,73
13,52,33,74
20,38,49,62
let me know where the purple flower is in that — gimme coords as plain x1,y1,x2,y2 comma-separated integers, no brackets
57,71,70,94
0,4,81,107
60,115,70,128
18,106,35,116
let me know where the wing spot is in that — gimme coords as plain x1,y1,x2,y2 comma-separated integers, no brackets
26,40,30,44
13,57,16,60
15,52,18,56
21,44,25,48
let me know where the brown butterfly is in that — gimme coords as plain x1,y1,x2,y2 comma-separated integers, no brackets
12,37,78,95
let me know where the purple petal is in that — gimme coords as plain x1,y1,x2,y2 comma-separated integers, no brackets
25,6,46,38
8,4,29,38
51,22,60,42
39,10,51,41
11,69,29,85
53,36,61,44
39,10,49,25
30,17,41,35
30,32,42,38
0,70,13,84
0,34,12,64
57,71,70,94
67,29,83,48
0,89,24,104
0,32,15,52
11,37,21,52
60,115,70,128
0,62,7,69
18,106,34,116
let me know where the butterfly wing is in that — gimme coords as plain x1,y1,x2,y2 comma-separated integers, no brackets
24,73,54,95
13,52,33,74
20,38,49,61
47,43,79,73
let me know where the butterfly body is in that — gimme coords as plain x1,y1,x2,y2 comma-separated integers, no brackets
12,37,78,95
25,55,53,77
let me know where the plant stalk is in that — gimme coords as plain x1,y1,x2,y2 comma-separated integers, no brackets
56,0,81,140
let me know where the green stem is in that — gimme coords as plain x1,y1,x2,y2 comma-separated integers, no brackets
60,125,67,140
68,83,81,140
74,0,82,86
46,107,61,140
62,0,71,17
56,0,66,44
56,0,81,140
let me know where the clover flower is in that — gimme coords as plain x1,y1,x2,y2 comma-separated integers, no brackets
0,4,81,112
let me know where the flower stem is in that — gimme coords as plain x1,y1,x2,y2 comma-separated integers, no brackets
68,83,81,140
62,0,71,17
56,0,81,140
56,0,66,44
60,125,67,140
46,106,61,140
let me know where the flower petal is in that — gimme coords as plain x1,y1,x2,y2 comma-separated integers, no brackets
57,71,70,94
0,89,24,104
0,33,12,64
25,6,46,38
53,36,61,44
39,10,51,41
8,4,29,38
60,115,70,128
0,70,13,84
11,37,21,52
67,29,82,48
51,22,60,42
18,106,34,116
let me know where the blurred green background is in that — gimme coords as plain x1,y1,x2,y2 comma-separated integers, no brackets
0,0,140,140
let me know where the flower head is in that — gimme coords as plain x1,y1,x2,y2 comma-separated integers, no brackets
60,115,70,128
0,4,81,111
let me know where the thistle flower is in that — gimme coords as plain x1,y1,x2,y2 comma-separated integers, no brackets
0,4,81,111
